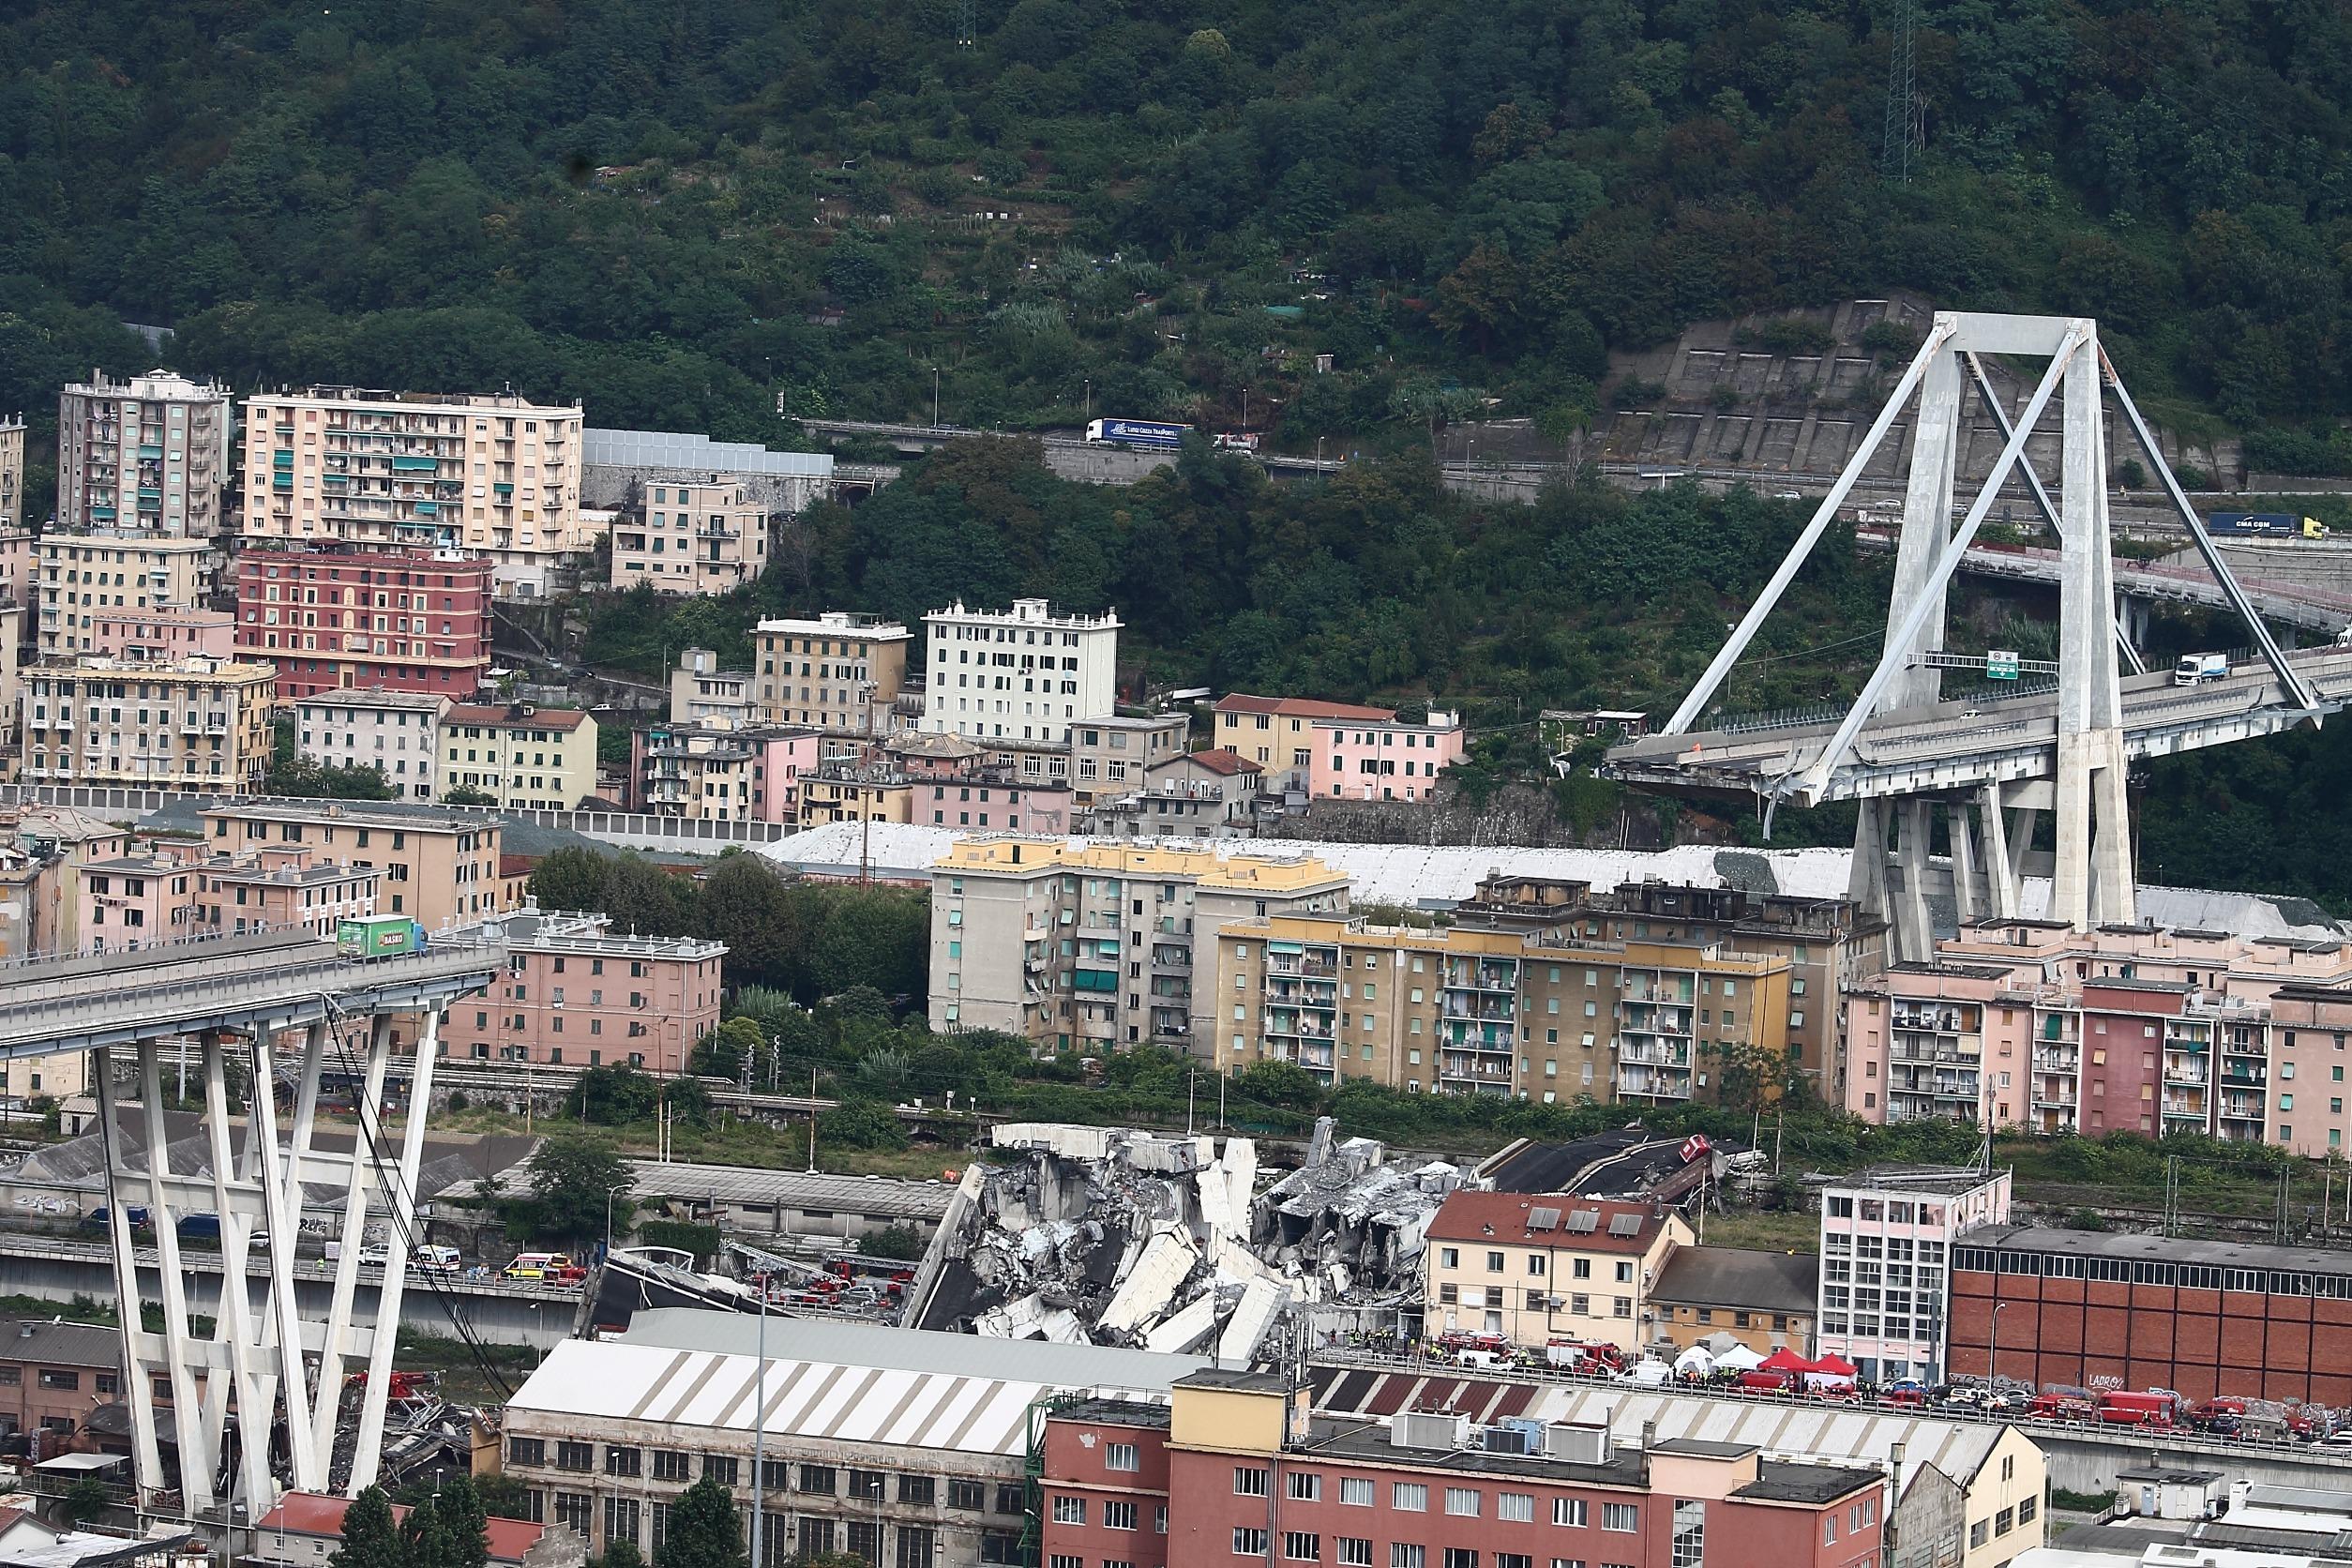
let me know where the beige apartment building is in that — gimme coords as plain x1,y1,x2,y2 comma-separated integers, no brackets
20,656,275,791
36,534,212,656
928,837,1350,1052
754,611,911,741
240,387,587,597
55,369,232,536
0,416,22,526
442,909,725,1073
295,687,450,800
669,647,759,727
200,801,505,929
441,704,599,809
1424,1190,1694,1350
610,476,768,594
1214,912,1792,1103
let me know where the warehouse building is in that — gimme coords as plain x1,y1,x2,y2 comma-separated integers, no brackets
498,1309,1208,1568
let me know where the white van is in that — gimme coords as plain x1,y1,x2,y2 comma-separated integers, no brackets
414,1245,461,1275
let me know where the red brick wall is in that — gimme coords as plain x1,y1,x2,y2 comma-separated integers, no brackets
1952,1265,2352,1403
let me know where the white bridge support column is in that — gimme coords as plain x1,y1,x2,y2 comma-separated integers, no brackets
2052,332,2136,929
97,1009,440,1520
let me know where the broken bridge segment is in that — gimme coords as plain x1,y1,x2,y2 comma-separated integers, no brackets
907,1117,1465,1365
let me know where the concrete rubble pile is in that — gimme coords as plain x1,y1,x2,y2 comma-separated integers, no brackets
910,1117,1466,1364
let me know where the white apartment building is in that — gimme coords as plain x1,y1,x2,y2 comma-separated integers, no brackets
669,647,759,727
927,837,1349,1052
921,598,1121,746
239,387,586,597
36,535,212,656
0,416,23,526
294,688,451,800
1816,1167,2013,1385
55,369,232,536
610,476,768,594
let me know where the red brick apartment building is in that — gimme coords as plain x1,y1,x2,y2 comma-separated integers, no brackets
1950,1225,2352,1404
1042,1370,1884,1568
234,548,493,699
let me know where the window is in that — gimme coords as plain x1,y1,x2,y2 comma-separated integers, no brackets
900,1475,936,1506
1235,1530,1270,1557
555,1440,593,1471
849,1470,888,1502
1602,1504,1639,1533
1107,1443,1139,1472
507,1438,545,1467
37,1369,79,1393
1105,1502,1138,1531
847,1522,880,1566
1236,1467,1270,1497
1445,1487,1481,1516
1392,1550,1424,1568
698,1455,736,1485
895,1528,935,1568
1289,1472,1322,1501
1393,1484,1427,1512
604,1498,641,1552
1995,1508,2014,1537
1969,1522,1988,1549
1498,1494,1534,1523
997,1485,1026,1515
1442,1553,1477,1568
1496,1558,1531,1568
652,1450,690,1482
1338,1542,1373,1568
1053,1499,1086,1527
799,1464,836,1495
552,1494,592,1536
2018,1497,2038,1524
1284,1535,1320,1562
801,1520,837,1560
1052,1559,1085,1568
1554,1499,1588,1527
1340,1478,1373,1506
1440,1247,1459,1268
949,1480,988,1511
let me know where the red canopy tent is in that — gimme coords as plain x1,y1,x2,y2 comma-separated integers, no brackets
1812,1352,1859,1378
1758,1348,1817,1373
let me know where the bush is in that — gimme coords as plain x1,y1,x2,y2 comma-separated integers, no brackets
862,1224,926,1260
2112,458,2146,489
637,1219,722,1262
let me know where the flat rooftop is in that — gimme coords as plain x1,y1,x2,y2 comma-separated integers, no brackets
1959,1224,2352,1277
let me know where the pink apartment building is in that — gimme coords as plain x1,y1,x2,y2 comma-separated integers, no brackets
76,841,382,952
85,605,234,662
440,909,725,1073
629,724,820,823
1847,920,2352,1153
1308,706,1467,801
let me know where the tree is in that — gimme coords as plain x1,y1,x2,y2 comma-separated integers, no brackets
529,847,611,913
862,1224,924,1260
524,1135,634,1249
264,759,398,801
60,1477,111,1526
443,786,499,807
598,1545,646,1568
332,1488,408,1568
659,1474,747,1568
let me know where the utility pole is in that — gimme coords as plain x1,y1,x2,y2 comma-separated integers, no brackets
807,1069,820,1174
750,1286,768,1568
1187,1069,1197,1137
1216,1073,1227,1131
932,368,942,429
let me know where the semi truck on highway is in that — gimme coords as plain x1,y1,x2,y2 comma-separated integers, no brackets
1085,417,1187,449
2174,652,2230,686
2209,511,2329,539
336,915,426,958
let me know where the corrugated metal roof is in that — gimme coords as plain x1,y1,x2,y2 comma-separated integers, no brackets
582,429,834,480
507,1314,1207,1457
627,1161,955,1220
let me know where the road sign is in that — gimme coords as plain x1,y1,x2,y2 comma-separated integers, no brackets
1986,650,2020,680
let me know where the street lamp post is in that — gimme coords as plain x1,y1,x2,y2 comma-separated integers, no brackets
604,1181,630,1256
1986,1301,2009,1387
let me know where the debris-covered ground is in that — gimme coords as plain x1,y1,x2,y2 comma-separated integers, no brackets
906,1118,1470,1363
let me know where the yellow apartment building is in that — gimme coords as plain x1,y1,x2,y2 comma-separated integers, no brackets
1213,913,1792,1104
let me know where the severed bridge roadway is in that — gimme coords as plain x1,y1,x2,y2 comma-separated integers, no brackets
1607,643,2352,807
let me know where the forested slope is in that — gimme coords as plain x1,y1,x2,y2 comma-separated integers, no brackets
7,0,2352,471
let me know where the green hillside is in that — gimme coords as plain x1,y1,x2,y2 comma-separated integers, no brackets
7,0,2352,469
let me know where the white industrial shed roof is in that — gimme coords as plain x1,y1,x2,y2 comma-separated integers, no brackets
1520,1384,2007,1485
757,823,2342,941
626,1161,956,1221
505,1312,1206,1459
582,428,834,479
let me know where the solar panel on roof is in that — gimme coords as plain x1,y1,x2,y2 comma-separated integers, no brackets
1566,1211,1601,1233
1607,1214,1641,1237
1529,1206,1560,1230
